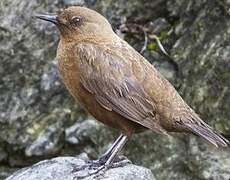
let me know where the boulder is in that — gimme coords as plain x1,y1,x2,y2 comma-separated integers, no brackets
6,156,155,180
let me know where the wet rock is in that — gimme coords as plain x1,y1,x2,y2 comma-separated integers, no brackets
6,156,155,180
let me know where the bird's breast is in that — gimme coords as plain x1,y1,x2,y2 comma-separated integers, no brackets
57,43,82,101
56,43,146,135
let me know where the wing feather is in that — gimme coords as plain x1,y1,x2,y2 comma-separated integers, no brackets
76,43,167,134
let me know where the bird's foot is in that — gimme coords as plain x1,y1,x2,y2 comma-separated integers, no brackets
72,156,107,172
73,163,107,179
72,156,131,179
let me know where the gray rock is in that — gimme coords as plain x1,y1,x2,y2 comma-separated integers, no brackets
6,156,155,180
65,119,100,145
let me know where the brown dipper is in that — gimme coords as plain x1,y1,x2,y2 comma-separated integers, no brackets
36,6,229,175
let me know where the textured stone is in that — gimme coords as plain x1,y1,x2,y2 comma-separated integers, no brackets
6,156,155,180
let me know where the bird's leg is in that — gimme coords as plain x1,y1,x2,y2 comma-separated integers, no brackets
72,134,129,178
73,134,124,171
89,134,124,166
104,134,128,166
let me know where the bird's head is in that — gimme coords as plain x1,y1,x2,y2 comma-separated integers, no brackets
36,6,115,42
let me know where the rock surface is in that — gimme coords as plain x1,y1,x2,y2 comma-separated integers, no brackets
0,0,230,179
5,156,155,180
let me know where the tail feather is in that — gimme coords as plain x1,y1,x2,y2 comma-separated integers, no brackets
184,122,229,147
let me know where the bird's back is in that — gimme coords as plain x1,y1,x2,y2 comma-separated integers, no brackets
102,39,187,127
113,38,229,147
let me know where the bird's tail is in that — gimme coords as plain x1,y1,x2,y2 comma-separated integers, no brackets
183,121,229,147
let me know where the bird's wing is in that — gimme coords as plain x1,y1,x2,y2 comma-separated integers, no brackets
75,43,167,135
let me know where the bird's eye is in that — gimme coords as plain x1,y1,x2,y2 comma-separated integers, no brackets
71,16,82,26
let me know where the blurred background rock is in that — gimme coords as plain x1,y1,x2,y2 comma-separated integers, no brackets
0,0,230,179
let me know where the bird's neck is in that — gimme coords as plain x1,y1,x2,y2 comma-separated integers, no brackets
60,31,119,46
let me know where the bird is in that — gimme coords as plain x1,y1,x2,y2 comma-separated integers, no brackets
36,6,229,175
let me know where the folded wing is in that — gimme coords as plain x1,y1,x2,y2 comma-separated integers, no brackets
76,43,168,135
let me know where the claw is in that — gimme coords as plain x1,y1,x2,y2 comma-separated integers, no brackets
72,156,131,179
72,159,103,172
73,164,107,179
72,134,129,179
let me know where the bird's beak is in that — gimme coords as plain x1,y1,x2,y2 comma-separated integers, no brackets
35,14,58,25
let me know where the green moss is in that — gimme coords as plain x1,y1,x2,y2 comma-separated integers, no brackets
222,71,230,81
197,21,205,31
215,122,229,132
26,114,52,137
192,20,206,39
159,30,168,39
147,42,157,50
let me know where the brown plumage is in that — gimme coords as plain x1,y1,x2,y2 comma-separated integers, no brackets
36,6,228,172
